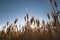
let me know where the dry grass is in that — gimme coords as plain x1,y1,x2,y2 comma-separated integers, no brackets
0,0,60,40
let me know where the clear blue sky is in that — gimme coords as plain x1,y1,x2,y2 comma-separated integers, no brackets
0,0,60,27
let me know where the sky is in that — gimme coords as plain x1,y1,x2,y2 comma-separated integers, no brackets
0,0,60,28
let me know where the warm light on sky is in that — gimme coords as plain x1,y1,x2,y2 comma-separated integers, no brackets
0,0,60,27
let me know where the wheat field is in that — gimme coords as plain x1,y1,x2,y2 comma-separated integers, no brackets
0,0,60,40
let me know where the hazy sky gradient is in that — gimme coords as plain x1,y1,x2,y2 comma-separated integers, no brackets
0,0,60,27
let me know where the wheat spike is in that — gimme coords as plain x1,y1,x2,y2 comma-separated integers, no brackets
26,13,29,20
47,13,50,20
14,18,18,24
24,16,26,21
54,0,57,8
30,17,34,25
49,0,52,3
